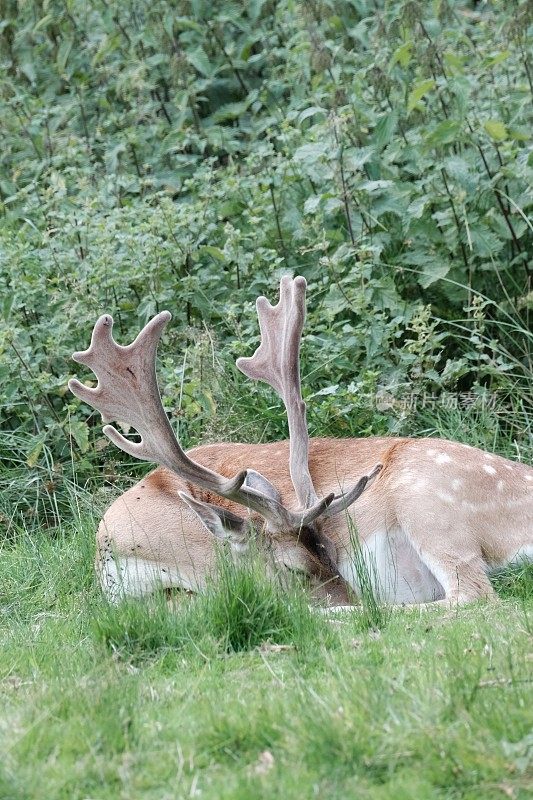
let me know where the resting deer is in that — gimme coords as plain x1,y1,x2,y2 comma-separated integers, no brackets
69,277,533,607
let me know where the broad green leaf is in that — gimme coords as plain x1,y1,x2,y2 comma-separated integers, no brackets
407,196,427,220
187,47,212,77
443,156,470,182
484,119,507,141
173,17,203,32
212,101,250,122
92,33,121,67
417,260,451,288
303,195,321,214
57,37,74,74
293,142,329,164
407,79,435,113
105,142,126,173
390,41,413,69
146,54,167,68
425,120,461,147
482,50,510,69
70,420,90,454
190,0,207,17
343,147,374,170
2,291,14,319
323,197,344,214
34,14,54,32
400,251,451,287
27,433,47,467
248,0,267,22
443,51,464,72
357,180,394,193
372,112,397,149
20,61,36,83
298,106,326,123
469,226,504,256
509,127,531,142
200,245,226,262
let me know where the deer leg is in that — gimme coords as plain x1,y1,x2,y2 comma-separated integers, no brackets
402,523,496,605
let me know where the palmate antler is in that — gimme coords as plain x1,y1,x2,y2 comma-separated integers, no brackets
68,308,332,533
237,276,382,519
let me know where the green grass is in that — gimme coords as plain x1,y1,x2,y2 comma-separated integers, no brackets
1,510,532,800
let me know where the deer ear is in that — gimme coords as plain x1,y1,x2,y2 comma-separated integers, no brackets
178,492,249,548
243,469,282,502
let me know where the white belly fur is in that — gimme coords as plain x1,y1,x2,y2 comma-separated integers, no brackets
338,528,445,604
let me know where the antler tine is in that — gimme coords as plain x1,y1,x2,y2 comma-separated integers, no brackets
69,311,331,531
322,463,382,519
237,275,317,510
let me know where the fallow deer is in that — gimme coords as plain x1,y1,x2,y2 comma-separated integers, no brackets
69,277,532,607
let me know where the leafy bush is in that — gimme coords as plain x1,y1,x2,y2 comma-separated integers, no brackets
1,0,531,529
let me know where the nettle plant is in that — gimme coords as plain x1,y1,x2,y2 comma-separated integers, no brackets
0,0,531,529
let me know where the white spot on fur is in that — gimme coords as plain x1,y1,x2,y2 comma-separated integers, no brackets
484,453,495,460
398,475,429,492
426,448,437,457
452,479,463,492
497,480,505,492
437,491,454,504
504,465,513,471
483,465,497,475
435,453,452,465
526,475,532,482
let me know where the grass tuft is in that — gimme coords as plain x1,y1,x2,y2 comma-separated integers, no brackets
491,562,533,602
93,549,334,662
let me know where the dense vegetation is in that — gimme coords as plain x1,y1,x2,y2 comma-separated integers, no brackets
0,3,532,797
1,0,531,529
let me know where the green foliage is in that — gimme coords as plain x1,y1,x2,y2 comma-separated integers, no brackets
0,0,532,529
192,552,329,653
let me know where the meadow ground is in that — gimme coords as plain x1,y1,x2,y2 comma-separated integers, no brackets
0,510,531,800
